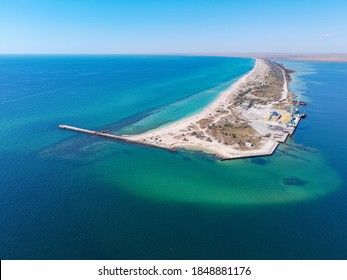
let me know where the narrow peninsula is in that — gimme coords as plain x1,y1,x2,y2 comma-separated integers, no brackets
59,58,303,160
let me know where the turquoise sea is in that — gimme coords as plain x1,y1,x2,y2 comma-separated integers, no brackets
0,55,347,259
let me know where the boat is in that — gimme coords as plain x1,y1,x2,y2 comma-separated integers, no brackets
292,100,308,106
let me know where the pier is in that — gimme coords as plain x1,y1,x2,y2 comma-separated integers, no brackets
58,124,177,152
220,141,279,161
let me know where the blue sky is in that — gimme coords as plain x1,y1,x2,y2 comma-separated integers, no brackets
0,0,346,54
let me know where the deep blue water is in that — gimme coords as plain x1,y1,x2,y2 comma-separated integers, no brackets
1,56,347,259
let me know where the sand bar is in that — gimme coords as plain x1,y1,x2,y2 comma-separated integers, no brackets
122,59,299,159
59,58,300,160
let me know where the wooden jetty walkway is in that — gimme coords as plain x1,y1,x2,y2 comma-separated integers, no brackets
58,124,176,152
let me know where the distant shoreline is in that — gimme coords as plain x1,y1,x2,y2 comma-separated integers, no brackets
182,52,347,63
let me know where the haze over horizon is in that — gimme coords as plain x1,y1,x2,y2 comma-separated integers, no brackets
1,0,346,54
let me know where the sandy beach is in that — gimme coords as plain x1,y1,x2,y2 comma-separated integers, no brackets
122,59,297,159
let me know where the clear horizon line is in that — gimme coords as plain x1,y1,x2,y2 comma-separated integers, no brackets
1,52,347,55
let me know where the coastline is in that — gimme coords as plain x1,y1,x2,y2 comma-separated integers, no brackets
59,57,300,160
184,52,347,63
120,58,299,159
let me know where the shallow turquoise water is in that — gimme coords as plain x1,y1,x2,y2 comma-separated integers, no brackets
1,56,347,259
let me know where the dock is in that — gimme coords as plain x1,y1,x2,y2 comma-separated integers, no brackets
220,141,279,161
58,124,177,152
288,117,301,136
